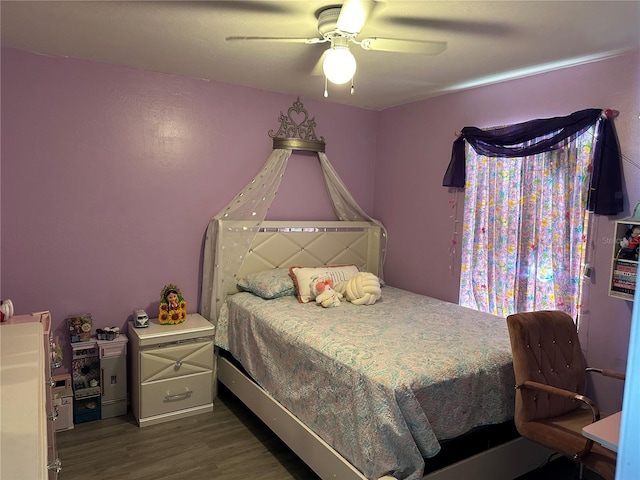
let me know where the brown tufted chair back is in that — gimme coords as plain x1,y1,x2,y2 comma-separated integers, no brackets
506,310,623,480
507,310,586,423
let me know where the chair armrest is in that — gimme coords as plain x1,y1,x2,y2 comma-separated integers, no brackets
517,380,600,459
586,367,625,381
517,380,600,422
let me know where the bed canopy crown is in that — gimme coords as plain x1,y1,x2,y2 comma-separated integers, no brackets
269,97,326,152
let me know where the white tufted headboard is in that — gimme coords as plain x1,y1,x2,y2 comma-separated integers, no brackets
227,220,383,292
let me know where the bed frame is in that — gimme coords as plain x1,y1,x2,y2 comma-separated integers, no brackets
215,220,552,480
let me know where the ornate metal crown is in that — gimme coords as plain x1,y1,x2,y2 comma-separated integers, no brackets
269,97,325,152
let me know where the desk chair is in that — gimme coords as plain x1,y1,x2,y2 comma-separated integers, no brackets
506,310,625,480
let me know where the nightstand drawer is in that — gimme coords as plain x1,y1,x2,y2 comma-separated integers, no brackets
140,372,212,418
140,339,213,383
129,314,215,426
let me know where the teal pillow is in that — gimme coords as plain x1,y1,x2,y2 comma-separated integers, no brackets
237,269,296,299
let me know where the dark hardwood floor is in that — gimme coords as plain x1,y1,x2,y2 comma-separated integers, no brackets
57,385,605,480
57,385,320,480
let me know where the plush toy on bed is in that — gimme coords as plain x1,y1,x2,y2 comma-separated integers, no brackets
312,278,343,308
335,272,382,305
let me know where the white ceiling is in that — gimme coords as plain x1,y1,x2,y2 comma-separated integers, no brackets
2,1,639,111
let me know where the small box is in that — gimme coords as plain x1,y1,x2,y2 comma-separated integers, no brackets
67,314,92,343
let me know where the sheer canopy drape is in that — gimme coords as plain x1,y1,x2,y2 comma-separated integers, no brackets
200,149,387,325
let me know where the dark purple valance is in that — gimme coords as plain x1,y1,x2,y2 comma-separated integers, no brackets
442,108,623,215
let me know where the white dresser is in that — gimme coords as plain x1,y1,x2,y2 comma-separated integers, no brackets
129,313,215,427
1,312,61,479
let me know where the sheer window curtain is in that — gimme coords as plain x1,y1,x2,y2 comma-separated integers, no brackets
459,126,597,319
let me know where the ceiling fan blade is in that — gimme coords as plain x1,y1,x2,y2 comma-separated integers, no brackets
359,37,447,55
383,16,512,36
205,1,293,15
225,36,326,45
336,0,375,34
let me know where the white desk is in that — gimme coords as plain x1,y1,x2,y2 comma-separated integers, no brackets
582,411,622,452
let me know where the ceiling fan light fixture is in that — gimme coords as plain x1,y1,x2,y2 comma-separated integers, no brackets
323,45,356,85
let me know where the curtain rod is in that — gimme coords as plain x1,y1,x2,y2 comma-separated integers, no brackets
453,108,620,137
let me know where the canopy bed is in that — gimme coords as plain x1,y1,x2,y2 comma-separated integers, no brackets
200,99,550,479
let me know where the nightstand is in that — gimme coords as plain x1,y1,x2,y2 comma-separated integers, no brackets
128,313,215,427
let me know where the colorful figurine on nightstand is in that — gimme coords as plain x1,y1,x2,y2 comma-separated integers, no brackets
158,284,187,325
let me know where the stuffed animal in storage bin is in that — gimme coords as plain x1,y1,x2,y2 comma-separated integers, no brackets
312,278,343,308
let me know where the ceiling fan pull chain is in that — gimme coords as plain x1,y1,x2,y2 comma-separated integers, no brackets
351,77,355,95
324,76,329,98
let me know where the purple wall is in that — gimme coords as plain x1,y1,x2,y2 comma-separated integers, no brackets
1,47,377,366
375,53,640,414
2,46,638,413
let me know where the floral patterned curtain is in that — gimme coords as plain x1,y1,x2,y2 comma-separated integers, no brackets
459,125,597,319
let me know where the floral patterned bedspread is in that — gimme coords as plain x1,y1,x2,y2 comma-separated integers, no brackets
219,286,515,480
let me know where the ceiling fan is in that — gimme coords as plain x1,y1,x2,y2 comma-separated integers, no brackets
225,0,447,96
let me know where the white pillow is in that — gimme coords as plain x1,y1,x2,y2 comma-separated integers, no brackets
289,265,360,303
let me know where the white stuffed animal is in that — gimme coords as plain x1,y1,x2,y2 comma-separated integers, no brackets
312,278,343,308
335,272,381,305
